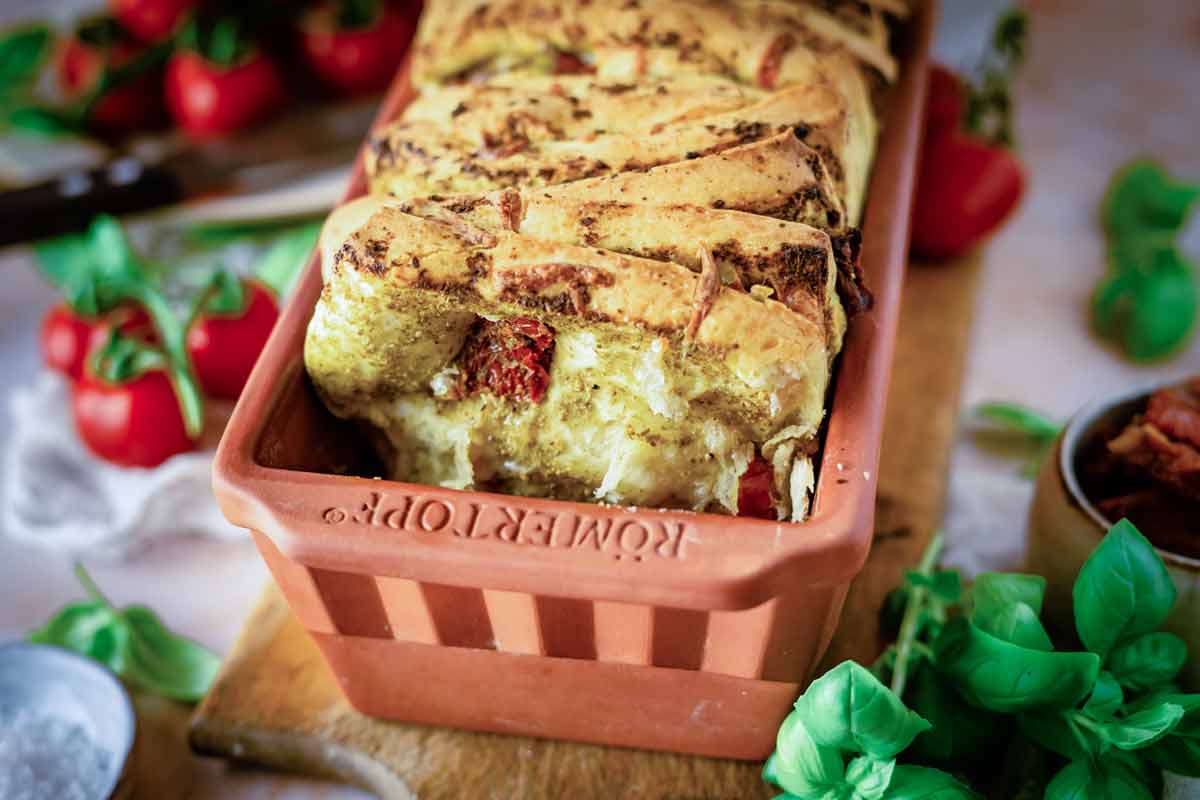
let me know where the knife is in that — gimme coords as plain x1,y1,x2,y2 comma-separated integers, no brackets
0,98,379,248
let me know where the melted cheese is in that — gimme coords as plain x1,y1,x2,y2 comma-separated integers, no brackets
356,329,757,513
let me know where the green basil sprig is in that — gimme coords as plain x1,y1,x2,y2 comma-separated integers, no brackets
767,518,1200,798
972,401,1062,478
1092,159,1199,361
30,565,220,702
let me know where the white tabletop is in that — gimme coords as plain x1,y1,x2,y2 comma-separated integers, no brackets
1,0,1198,797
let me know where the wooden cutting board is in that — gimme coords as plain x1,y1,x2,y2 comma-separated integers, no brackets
189,256,982,800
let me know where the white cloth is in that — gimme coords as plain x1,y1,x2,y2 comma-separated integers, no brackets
2,374,242,559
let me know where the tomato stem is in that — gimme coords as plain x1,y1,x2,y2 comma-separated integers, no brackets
123,281,205,438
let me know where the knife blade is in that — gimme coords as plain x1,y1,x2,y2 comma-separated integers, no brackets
0,98,378,248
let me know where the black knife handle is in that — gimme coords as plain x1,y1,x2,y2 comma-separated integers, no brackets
0,159,185,248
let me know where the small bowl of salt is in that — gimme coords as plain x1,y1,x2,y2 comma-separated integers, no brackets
0,642,134,800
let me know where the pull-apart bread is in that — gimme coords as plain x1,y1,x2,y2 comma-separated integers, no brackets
305,0,901,521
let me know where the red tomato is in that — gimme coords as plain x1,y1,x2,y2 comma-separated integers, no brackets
910,127,1025,259
924,63,963,135
73,367,194,467
186,281,279,399
41,304,96,381
910,64,1025,260
111,0,197,42
164,49,285,137
58,18,166,132
299,2,418,94
738,456,777,519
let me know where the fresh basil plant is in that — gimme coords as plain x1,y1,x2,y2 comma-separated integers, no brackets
765,520,1200,799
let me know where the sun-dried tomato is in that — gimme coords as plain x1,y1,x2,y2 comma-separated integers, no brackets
455,317,556,403
738,455,777,519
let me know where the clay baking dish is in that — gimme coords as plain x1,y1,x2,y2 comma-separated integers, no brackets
214,2,933,761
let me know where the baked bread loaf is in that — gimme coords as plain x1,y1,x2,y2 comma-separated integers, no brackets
305,0,900,520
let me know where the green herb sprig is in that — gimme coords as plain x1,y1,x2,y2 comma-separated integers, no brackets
1093,159,1199,361
963,8,1028,148
972,401,1062,478
30,564,220,702
765,520,1200,799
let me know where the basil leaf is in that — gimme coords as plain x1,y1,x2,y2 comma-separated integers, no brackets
1073,519,1176,659
88,621,132,675
1108,632,1188,691
771,713,847,798
933,618,1099,712
794,661,930,760
973,403,1061,441
1140,694,1200,776
1092,246,1197,361
1126,249,1196,361
28,601,119,655
971,572,1046,616
969,573,1051,650
845,756,893,800
1101,159,1200,241
905,662,1001,764
32,566,221,704
1018,711,1097,762
28,600,134,676
1097,702,1183,750
121,606,221,702
974,601,1052,651
1083,672,1123,720
883,765,980,799
1044,759,1153,800
0,25,51,88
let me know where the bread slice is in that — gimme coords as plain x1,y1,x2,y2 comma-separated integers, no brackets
368,82,872,224
306,196,839,519
400,189,847,354
396,74,765,146
411,0,896,87
538,130,846,230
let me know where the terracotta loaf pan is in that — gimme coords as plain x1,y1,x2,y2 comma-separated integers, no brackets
213,2,933,760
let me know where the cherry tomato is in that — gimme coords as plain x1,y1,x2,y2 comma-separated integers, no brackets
186,280,279,399
41,304,154,381
73,367,194,467
924,63,963,135
41,304,96,381
111,0,198,42
910,128,1025,259
164,49,284,137
299,1,418,94
58,17,166,133
910,65,1025,260
738,456,777,519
